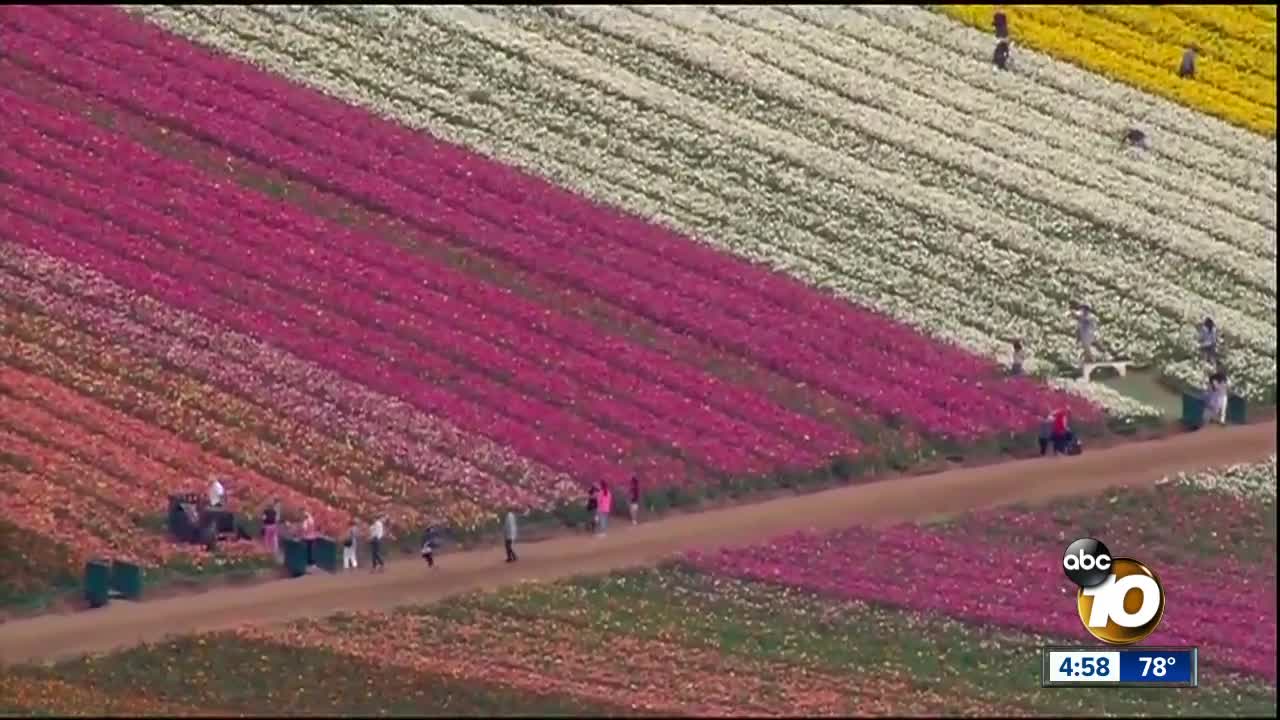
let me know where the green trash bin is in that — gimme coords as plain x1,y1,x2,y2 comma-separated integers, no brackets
110,560,144,600
1227,394,1248,425
84,560,111,609
312,537,339,573
282,538,308,578
1181,392,1205,429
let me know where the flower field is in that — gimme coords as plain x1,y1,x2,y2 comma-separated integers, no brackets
938,5,1276,135
120,3,1278,402
0,3,1172,602
6,460,1275,716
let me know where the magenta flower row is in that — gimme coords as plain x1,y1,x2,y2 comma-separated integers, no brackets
1,5,1102,445
688,525,1276,680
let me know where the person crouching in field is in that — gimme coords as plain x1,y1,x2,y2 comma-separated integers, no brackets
1179,45,1198,79
1050,407,1072,456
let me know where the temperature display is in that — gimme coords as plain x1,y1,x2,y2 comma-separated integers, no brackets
1042,646,1198,688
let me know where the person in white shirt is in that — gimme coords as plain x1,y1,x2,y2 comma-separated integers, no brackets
368,516,386,573
342,522,359,570
1074,305,1098,363
1205,371,1229,425
207,475,225,508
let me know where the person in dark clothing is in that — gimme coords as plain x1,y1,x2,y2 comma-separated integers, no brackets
628,475,641,525
1179,45,1198,79
1037,413,1053,456
586,486,599,534
993,39,1010,70
993,5,1009,40
420,525,438,568
1122,127,1151,150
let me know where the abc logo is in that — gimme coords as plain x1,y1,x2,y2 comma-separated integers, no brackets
1062,537,1165,645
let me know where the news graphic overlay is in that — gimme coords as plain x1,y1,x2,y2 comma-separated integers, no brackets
1041,646,1199,688
1062,537,1166,645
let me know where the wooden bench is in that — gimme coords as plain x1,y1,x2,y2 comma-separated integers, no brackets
1080,360,1135,382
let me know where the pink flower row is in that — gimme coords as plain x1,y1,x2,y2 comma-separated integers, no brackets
687,525,1276,680
0,249,576,514
0,5,1103,441
0,86,861,480
0,364,352,534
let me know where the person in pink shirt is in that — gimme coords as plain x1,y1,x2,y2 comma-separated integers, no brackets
595,482,612,537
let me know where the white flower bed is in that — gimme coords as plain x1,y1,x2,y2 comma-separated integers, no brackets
1165,456,1277,501
1046,378,1165,423
129,4,1278,402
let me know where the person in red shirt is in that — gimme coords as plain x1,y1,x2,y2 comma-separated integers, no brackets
1050,408,1072,455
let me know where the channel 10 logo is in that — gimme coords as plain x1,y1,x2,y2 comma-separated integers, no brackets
1062,538,1166,645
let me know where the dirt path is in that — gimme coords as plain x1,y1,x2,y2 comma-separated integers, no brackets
1,422,1273,666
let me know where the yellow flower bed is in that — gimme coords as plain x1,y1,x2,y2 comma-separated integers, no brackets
1087,5,1274,80
936,5,1276,136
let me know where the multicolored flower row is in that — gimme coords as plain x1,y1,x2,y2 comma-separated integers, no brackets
125,4,1276,400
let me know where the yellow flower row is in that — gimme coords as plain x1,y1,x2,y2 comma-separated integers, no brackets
1166,4,1276,52
937,5,1276,136
1086,5,1274,81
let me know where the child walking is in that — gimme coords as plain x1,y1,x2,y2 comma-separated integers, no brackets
420,525,438,568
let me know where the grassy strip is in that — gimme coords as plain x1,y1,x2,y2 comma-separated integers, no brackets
467,567,1276,716
20,634,643,717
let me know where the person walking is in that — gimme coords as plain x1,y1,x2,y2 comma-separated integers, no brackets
1010,340,1027,376
261,498,280,558
1197,317,1219,364
503,510,519,563
1037,412,1054,456
1074,305,1098,363
629,475,641,525
207,474,226,508
420,524,438,568
368,515,386,573
342,521,359,571
596,482,612,537
1205,370,1229,425
586,485,599,534
301,509,317,566
993,5,1009,40
1179,45,1198,79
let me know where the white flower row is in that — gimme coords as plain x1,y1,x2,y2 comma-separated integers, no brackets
852,5,1279,180
1164,455,1277,501
712,5,1275,252
129,5,1277,399
557,5,1274,304
1045,377,1165,422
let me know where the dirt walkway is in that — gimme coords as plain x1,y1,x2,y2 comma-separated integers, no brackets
1,422,1273,666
